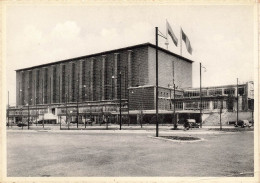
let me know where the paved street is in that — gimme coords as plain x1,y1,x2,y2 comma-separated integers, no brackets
7,128,254,177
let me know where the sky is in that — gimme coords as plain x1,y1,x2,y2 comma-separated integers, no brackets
4,3,256,105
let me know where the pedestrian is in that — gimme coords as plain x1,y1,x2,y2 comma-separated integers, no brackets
184,119,189,131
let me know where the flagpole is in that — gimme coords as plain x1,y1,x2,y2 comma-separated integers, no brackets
155,27,159,137
200,62,202,128
165,20,169,50
165,20,168,50
180,28,182,56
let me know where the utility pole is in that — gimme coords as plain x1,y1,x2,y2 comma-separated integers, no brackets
200,63,202,128
140,86,143,128
111,69,114,100
27,103,30,130
19,82,21,106
35,81,38,126
119,71,122,130
42,79,44,128
66,93,68,130
50,77,51,104
59,76,61,129
59,76,61,104
220,98,223,130
77,72,79,128
85,113,87,128
173,60,177,130
7,91,9,127
67,75,70,130
125,66,130,126
100,69,102,126
42,79,44,104
155,27,159,137
21,107,23,130
173,83,176,129
236,78,239,126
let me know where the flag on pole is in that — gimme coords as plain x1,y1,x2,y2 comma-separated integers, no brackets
181,29,193,54
166,20,178,46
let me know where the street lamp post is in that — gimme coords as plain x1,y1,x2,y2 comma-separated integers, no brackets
77,72,80,129
20,107,23,130
218,96,223,131
236,78,239,126
112,72,122,130
27,103,30,130
66,94,68,130
69,111,73,129
34,81,38,126
7,91,10,127
200,63,202,128
119,71,122,130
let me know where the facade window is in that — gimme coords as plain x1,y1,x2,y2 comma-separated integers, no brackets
238,87,245,96
185,101,198,109
184,90,207,97
209,89,222,96
201,101,210,109
224,88,235,95
213,101,218,109
175,102,183,110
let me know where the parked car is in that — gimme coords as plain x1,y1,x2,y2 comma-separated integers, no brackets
17,122,27,127
70,121,84,124
187,119,200,128
234,120,251,128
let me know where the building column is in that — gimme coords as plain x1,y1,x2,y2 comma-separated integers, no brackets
127,50,132,88
79,61,83,103
58,64,62,103
209,101,213,110
114,53,119,99
102,55,106,100
68,62,73,103
90,58,94,101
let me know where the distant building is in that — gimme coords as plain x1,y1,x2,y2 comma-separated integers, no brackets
128,81,254,124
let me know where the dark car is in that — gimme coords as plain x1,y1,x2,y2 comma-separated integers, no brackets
187,119,200,128
234,120,251,128
17,122,27,127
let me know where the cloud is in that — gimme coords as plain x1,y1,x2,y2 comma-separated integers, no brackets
23,25,44,44
51,21,81,40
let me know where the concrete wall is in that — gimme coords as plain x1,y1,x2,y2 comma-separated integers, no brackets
129,87,155,110
147,46,192,88
16,45,149,106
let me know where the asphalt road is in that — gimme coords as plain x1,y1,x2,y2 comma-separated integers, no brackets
7,129,254,177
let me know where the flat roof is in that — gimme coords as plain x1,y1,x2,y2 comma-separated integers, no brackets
183,83,250,90
16,42,194,72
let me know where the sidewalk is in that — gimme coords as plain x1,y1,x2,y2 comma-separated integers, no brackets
6,124,248,135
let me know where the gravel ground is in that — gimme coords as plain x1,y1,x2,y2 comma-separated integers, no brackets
7,129,254,177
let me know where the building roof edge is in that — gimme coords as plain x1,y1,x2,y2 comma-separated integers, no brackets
15,42,194,72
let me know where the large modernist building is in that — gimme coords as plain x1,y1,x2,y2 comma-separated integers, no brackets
8,43,254,125
10,43,192,124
